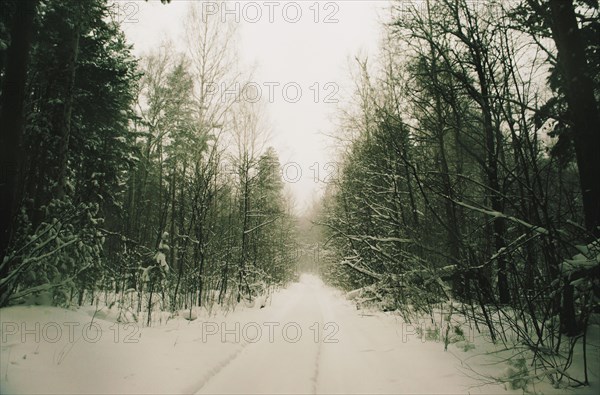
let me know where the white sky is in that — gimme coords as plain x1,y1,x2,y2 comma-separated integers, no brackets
119,0,388,214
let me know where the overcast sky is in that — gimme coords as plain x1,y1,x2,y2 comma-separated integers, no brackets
120,0,388,214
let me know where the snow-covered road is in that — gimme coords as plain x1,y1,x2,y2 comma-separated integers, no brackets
1,274,515,394
190,275,495,394
193,277,325,394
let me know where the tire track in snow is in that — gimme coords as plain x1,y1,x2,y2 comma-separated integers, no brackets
184,340,251,394
313,279,348,394
310,290,324,395
193,277,324,394
312,280,343,394
187,289,304,394
311,339,322,395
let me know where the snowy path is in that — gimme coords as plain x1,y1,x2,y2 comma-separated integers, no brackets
190,275,493,394
193,279,325,394
1,275,518,394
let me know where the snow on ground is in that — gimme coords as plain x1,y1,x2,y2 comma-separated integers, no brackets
1,274,598,394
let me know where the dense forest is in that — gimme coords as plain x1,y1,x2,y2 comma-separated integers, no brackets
0,0,598,390
316,0,599,386
0,0,298,320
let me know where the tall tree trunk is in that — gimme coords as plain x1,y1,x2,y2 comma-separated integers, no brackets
54,12,81,199
475,60,510,305
0,0,38,278
546,0,598,335
548,0,600,237
238,159,250,303
425,3,462,296
171,161,188,311
169,169,177,270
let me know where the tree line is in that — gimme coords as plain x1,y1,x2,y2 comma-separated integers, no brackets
0,0,298,317
318,0,598,387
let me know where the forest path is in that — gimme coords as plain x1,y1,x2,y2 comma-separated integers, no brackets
193,274,485,394
194,275,325,394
